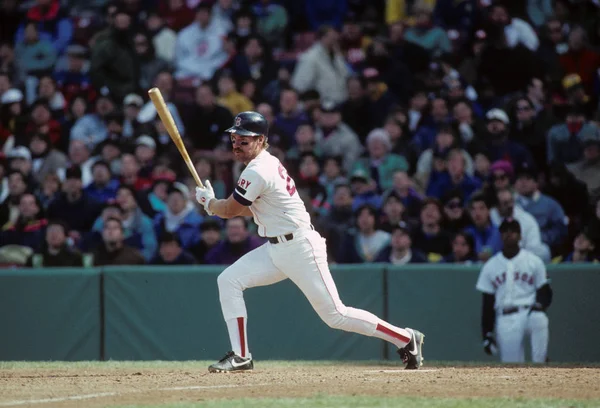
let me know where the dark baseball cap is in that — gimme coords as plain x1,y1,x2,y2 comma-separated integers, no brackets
65,165,82,180
392,221,411,235
499,218,521,233
225,111,269,137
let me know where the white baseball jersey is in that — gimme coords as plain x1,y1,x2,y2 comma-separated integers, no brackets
476,249,548,310
233,150,312,237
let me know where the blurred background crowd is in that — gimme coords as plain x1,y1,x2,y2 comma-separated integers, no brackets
1,0,600,267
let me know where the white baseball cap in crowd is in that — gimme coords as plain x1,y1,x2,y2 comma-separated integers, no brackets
123,93,144,107
7,146,32,161
486,108,510,125
136,135,156,149
1,88,24,105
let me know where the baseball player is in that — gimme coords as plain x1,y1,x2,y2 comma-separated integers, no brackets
475,218,553,363
195,111,424,372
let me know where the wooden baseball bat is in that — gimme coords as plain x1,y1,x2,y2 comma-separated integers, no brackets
147,87,204,188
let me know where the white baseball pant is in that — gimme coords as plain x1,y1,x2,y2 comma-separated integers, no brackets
217,228,412,358
496,309,549,363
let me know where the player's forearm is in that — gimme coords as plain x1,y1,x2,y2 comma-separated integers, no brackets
207,198,244,219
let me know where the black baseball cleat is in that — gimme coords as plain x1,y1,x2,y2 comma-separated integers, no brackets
208,351,254,373
398,329,425,370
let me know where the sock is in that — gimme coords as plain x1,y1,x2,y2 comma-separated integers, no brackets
374,322,412,349
225,317,250,359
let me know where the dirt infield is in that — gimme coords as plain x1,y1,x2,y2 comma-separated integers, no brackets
1,362,599,407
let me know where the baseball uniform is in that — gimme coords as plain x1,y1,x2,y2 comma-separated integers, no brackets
218,149,417,361
476,248,550,362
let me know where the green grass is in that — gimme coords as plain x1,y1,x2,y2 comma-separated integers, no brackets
113,396,600,408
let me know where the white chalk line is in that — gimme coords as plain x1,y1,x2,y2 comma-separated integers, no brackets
0,383,268,406
365,369,439,373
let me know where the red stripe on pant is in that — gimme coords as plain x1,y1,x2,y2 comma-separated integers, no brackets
376,323,410,344
237,317,245,357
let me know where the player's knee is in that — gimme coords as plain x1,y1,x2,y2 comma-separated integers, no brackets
320,306,348,330
217,269,240,293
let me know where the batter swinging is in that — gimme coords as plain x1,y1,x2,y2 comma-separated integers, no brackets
195,111,424,372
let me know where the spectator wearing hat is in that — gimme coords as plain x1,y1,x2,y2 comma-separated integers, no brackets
514,163,568,255
217,70,254,116
337,205,391,264
561,74,594,117
352,128,409,192
443,231,478,265
90,5,139,103
465,192,502,262
441,189,470,234
561,230,598,263
291,26,349,105
427,148,482,203
480,108,534,167
566,133,600,206
15,21,57,78
152,231,197,265
491,188,551,262
349,168,381,212
25,99,62,145
0,192,47,250
47,165,103,237
0,170,28,229
183,83,233,152
403,2,451,58
133,30,171,92
92,217,145,266
69,90,115,151
84,161,120,204
7,146,38,189
173,3,229,81
362,67,398,128
53,45,93,105
0,87,23,149
189,218,222,263
154,182,203,250
375,222,428,264
411,198,452,262
14,0,73,55
547,105,598,166
559,26,600,96
26,220,83,267
122,93,144,139
314,100,363,173
28,132,67,184
205,217,264,265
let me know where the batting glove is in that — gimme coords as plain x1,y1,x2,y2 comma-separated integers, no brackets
483,332,498,356
195,181,215,215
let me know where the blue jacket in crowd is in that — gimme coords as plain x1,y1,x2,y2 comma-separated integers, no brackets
515,192,568,248
464,224,503,256
426,172,482,202
84,179,120,204
153,210,204,250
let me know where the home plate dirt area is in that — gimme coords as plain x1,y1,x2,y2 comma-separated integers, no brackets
0,362,599,408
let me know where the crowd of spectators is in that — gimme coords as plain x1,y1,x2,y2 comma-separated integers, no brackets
1,0,600,267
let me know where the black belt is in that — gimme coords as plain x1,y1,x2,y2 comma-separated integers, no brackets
268,233,293,244
267,225,314,244
502,305,543,315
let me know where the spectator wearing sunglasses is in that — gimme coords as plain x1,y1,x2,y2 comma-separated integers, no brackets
441,189,470,234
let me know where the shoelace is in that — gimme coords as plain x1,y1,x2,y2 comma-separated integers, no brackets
218,351,235,362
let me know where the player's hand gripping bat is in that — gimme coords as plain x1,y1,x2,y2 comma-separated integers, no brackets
147,87,204,188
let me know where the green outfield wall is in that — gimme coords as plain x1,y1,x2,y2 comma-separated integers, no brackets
0,264,599,362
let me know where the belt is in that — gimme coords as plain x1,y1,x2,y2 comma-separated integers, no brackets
501,305,543,315
267,225,314,244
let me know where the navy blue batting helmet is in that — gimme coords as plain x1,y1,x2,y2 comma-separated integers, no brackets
225,111,269,137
